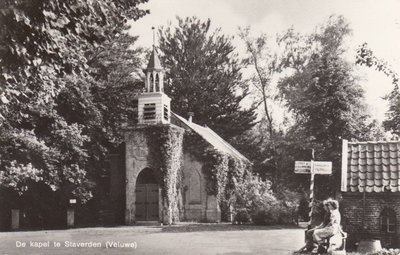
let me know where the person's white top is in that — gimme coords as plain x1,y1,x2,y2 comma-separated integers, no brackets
329,209,341,232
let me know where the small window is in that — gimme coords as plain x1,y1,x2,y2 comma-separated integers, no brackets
380,208,396,233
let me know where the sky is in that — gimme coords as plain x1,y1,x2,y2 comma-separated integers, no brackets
128,0,400,122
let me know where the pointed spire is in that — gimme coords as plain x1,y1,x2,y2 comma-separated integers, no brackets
146,27,163,71
137,27,170,124
146,46,163,71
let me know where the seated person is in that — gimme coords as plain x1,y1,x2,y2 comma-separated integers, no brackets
298,200,331,253
313,199,341,247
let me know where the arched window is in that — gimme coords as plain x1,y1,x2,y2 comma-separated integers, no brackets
188,170,201,204
380,208,396,233
155,73,160,92
149,74,154,92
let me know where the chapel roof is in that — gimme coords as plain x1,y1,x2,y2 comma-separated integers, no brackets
146,46,163,71
342,139,400,193
171,112,249,162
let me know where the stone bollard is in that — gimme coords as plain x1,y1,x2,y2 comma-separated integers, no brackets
67,209,74,228
11,209,19,230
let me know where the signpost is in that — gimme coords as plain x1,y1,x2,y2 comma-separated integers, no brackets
295,150,332,225
295,161,332,175
294,161,312,174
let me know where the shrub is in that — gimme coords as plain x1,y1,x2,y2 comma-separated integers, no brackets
231,175,299,225
251,200,298,225
234,208,251,224
252,205,280,225
231,175,275,212
297,196,311,221
370,249,400,255
274,189,300,224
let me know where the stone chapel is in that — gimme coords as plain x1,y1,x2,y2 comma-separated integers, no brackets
106,46,249,225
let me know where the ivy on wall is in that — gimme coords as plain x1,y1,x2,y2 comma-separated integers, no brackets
132,125,250,224
142,125,184,224
183,132,251,213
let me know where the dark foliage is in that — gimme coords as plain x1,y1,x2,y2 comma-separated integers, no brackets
158,17,257,141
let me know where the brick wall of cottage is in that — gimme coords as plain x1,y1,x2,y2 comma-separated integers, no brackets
341,192,400,248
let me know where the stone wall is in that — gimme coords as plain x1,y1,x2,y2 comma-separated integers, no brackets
125,127,150,224
182,153,220,222
124,124,184,225
341,192,400,248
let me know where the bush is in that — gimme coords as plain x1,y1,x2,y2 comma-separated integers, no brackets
297,196,310,221
252,206,279,225
231,175,299,225
251,200,297,225
274,189,300,224
370,249,400,255
234,208,251,224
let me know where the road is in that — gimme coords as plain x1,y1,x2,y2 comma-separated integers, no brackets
0,224,304,255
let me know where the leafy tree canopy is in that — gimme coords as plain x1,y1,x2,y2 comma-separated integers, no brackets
277,15,381,195
0,0,147,207
158,17,257,140
356,43,400,136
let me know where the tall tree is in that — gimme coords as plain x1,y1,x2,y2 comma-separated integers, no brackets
0,0,147,226
356,43,399,87
356,43,400,136
0,0,148,113
277,15,378,196
158,17,257,140
238,27,281,182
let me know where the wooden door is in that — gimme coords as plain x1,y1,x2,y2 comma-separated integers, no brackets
146,184,159,221
135,184,159,221
135,184,146,221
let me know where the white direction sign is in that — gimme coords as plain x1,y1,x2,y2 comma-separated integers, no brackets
313,161,332,174
294,161,311,174
294,161,332,174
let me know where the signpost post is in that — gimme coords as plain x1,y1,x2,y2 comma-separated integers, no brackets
295,150,332,226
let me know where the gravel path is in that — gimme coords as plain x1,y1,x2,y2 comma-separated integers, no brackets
0,224,304,255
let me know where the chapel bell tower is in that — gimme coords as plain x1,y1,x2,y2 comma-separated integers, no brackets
137,44,171,125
